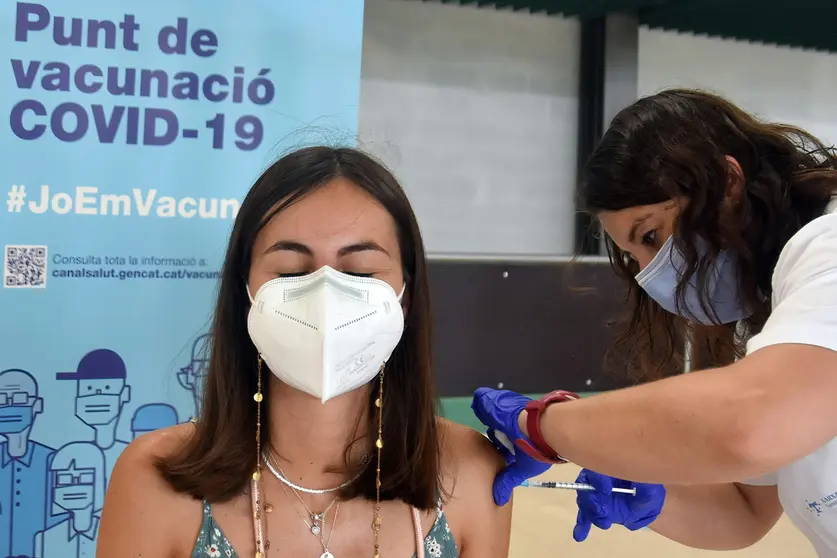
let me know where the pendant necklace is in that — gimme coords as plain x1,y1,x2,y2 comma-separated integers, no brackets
276,468,342,558
265,454,340,536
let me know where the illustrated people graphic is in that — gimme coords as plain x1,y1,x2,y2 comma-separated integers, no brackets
176,333,210,418
0,368,56,558
56,349,131,483
33,442,105,558
130,403,178,439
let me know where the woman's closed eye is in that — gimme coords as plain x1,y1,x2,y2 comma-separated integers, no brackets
278,271,375,278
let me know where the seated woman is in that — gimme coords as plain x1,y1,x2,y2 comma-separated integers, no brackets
96,146,511,558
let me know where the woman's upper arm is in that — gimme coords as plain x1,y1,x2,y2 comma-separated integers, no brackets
440,422,512,558
97,428,199,558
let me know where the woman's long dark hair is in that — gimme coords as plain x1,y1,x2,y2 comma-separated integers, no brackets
156,146,441,510
582,88,837,382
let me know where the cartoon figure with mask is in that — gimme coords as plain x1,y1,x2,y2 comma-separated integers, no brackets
176,334,209,418
56,350,131,483
130,404,178,440
33,442,105,558
0,368,55,558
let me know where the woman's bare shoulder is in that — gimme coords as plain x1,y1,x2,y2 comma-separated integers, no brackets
115,422,195,478
97,423,202,556
129,421,194,456
111,422,199,505
436,418,511,556
437,418,505,495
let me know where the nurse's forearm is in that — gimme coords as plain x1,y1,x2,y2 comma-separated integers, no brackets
531,368,755,483
650,483,781,550
526,345,834,484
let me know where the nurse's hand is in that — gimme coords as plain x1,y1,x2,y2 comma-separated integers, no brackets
471,388,552,505
573,468,666,542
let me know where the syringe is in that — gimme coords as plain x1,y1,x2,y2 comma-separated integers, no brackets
520,480,636,496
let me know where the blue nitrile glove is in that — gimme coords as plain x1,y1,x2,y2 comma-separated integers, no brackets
573,468,666,542
471,388,553,505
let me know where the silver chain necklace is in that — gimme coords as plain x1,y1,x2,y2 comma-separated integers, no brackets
278,469,338,537
276,475,341,558
262,451,370,495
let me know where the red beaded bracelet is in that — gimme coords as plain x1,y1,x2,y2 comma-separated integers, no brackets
513,390,579,464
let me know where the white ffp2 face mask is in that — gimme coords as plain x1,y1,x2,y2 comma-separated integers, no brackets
247,266,406,403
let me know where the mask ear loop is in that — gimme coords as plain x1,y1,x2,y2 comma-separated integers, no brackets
396,283,406,303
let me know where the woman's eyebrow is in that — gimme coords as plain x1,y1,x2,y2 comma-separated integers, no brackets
337,241,390,257
264,240,312,256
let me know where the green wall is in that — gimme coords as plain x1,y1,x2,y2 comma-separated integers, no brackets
439,393,599,431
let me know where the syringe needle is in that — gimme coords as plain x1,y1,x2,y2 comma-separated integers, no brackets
521,480,637,496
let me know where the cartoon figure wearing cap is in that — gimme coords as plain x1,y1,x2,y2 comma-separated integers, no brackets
56,349,131,481
0,368,55,558
130,403,178,440
177,333,210,418
33,441,105,558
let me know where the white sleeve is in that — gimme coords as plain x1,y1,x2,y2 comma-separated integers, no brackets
746,211,837,356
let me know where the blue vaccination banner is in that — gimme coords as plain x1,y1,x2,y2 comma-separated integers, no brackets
0,0,364,556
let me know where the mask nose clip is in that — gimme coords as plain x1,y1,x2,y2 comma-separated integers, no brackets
248,278,406,304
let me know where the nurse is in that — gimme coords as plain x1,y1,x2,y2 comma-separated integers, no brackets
472,89,837,555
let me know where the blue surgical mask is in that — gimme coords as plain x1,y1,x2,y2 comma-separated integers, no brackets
635,235,751,325
0,406,34,434
54,484,94,511
75,393,120,426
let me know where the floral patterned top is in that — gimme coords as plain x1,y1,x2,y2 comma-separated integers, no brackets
192,499,458,558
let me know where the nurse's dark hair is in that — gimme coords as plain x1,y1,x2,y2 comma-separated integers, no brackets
156,146,442,510
582,88,837,382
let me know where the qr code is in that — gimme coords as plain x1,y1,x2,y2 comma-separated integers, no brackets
4,245,47,288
